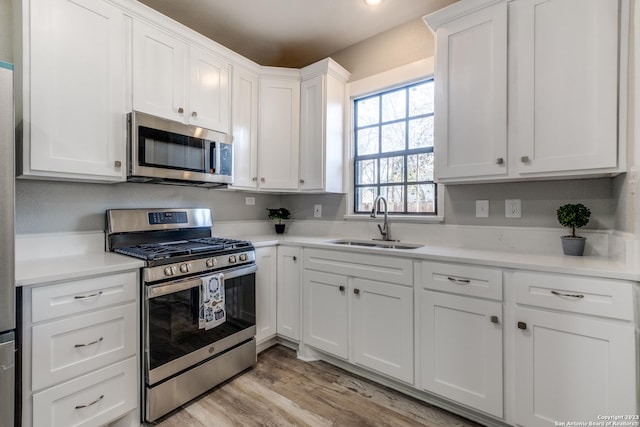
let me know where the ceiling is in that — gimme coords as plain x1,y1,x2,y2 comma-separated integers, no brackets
137,0,458,68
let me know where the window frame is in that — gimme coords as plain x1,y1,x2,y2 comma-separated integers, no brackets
344,58,444,223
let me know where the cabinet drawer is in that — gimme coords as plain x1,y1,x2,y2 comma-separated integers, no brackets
304,249,412,286
32,271,137,322
513,271,634,320
420,261,502,300
32,303,137,391
33,357,137,427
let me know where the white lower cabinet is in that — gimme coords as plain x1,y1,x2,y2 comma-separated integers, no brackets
303,249,414,383
22,271,140,427
255,246,277,344
418,261,504,418
276,246,301,341
512,271,637,426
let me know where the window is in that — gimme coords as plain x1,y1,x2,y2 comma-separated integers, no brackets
354,79,436,215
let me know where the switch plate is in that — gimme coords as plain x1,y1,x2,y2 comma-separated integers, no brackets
245,197,255,206
314,204,322,218
505,199,521,218
476,200,489,218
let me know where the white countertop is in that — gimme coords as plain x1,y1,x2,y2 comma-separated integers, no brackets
14,230,639,286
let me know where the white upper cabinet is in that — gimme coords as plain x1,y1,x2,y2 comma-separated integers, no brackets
16,0,127,182
132,20,231,133
257,70,301,191
511,0,620,175
230,66,260,190
299,59,350,193
428,1,508,180
425,0,627,183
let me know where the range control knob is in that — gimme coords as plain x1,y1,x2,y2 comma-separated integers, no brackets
239,253,248,262
179,263,191,273
228,255,237,263
206,258,217,268
164,266,176,277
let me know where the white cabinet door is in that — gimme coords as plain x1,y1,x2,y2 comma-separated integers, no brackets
277,246,301,341
514,307,637,426
255,247,277,343
258,77,300,191
299,72,346,193
189,46,230,133
352,278,413,384
303,270,348,359
26,0,126,181
132,21,187,124
230,67,259,190
432,2,507,180
421,291,503,417
512,0,619,175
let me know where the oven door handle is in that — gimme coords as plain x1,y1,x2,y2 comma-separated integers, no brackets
146,264,257,299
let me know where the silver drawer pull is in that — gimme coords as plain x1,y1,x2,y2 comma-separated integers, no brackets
75,395,104,410
74,291,103,300
74,337,104,348
447,277,470,285
551,290,584,299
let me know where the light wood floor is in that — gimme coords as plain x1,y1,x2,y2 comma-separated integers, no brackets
153,345,482,427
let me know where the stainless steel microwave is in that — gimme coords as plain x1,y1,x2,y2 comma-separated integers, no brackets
127,111,233,188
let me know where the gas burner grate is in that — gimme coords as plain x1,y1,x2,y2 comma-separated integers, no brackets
114,243,191,261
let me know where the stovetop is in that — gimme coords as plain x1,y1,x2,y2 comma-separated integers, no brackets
114,237,254,261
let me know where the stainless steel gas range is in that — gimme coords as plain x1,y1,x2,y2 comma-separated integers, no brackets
106,208,257,422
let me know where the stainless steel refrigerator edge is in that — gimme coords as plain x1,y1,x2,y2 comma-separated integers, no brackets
0,61,16,427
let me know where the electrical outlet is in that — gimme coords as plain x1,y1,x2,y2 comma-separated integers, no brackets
314,204,322,218
505,199,521,218
245,197,255,206
476,200,489,218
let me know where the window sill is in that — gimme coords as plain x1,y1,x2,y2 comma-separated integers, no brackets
343,214,444,224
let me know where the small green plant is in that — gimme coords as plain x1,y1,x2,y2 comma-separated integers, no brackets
556,203,591,237
266,208,291,224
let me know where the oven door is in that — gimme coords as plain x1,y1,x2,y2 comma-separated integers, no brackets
143,264,256,386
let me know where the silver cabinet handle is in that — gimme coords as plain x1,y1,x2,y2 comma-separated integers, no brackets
339,285,345,292
490,315,499,324
192,111,197,118
114,160,122,168
260,177,265,183
74,291,103,300
74,337,104,348
496,158,504,165
252,177,258,182
551,290,584,299
353,288,360,295
447,277,470,285
292,256,297,261
75,395,104,410
520,155,530,163
299,179,305,184
178,107,184,114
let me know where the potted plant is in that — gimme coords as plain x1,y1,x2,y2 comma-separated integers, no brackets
267,208,291,234
556,203,591,256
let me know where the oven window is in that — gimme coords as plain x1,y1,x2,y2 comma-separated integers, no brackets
139,126,206,172
147,273,256,371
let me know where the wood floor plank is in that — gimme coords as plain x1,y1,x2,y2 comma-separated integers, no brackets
152,345,482,427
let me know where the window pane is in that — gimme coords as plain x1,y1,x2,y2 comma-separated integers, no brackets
409,81,434,116
381,89,406,122
356,187,377,212
381,122,405,153
356,97,379,126
407,153,434,182
380,156,404,184
357,127,379,155
407,184,436,213
380,186,405,213
356,159,377,185
408,117,434,149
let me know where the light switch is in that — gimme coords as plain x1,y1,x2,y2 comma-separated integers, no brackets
476,200,489,218
505,199,521,218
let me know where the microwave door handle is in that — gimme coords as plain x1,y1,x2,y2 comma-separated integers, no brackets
209,142,216,174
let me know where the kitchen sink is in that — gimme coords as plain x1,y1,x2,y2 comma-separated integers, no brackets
327,239,423,250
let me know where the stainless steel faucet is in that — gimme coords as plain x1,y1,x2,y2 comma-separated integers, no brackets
370,195,391,241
